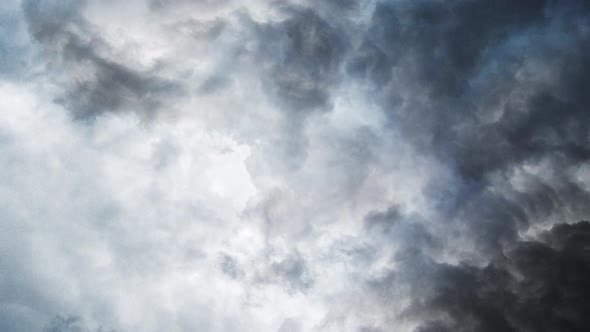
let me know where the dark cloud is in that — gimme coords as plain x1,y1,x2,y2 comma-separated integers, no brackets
277,318,302,332
346,40,393,86
219,254,243,279
43,315,91,332
149,0,232,12
43,315,117,332
358,327,384,332
243,2,590,328
250,6,348,113
351,1,590,329
397,221,590,332
0,8,31,78
370,220,590,331
198,73,233,95
367,0,548,97
362,0,590,179
168,18,227,41
55,54,180,120
352,0,590,246
270,252,314,293
365,206,441,256
22,0,182,120
4,0,590,330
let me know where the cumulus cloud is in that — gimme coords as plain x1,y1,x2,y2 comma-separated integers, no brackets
1,0,590,331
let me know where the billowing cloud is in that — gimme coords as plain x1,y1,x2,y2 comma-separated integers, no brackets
1,0,589,331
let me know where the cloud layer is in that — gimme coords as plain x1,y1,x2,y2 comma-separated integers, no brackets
1,0,590,331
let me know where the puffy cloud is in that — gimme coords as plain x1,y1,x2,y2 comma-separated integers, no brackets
1,0,590,331
22,0,183,119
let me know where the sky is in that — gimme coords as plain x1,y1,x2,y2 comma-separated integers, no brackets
1,0,590,331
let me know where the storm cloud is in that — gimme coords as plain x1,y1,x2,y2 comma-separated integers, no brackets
1,0,590,331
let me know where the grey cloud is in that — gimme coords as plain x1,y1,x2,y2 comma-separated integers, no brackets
277,318,302,332
22,0,182,120
399,221,590,332
250,7,348,113
239,2,590,327
366,0,549,98
219,254,243,280
168,18,227,41
363,0,590,178
149,0,232,12
43,315,117,332
55,55,180,120
198,74,233,95
358,327,383,332
270,253,314,293
4,0,590,331
357,0,590,245
43,315,88,332
319,0,358,12
342,1,590,329
421,168,590,259
346,40,393,87
0,7,31,78
365,206,440,255
366,221,590,331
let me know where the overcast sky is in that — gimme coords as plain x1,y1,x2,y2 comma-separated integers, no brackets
1,1,590,331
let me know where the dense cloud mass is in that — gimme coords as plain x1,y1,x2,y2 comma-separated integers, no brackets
1,0,589,331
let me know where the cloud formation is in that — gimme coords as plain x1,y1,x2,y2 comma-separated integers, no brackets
1,0,590,331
